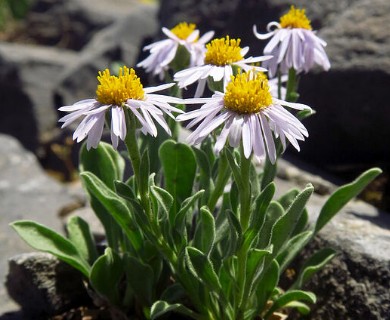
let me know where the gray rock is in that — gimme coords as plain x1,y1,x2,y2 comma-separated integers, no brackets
0,54,38,152
0,43,78,148
55,2,158,106
5,252,89,318
19,0,125,51
0,134,80,314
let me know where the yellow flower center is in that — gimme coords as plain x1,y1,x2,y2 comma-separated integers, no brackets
171,22,197,40
280,6,312,30
204,36,243,66
224,72,273,114
96,66,144,105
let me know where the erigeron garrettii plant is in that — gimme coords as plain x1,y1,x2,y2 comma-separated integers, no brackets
11,7,381,320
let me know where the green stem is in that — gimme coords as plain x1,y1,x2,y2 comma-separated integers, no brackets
286,67,299,102
207,149,230,212
235,146,253,319
239,145,252,231
124,110,142,190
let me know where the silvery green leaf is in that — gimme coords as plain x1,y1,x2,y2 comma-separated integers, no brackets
276,230,313,272
315,168,382,233
255,259,280,313
80,171,143,251
79,142,125,249
11,220,90,277
245,248,273,298
151,185,174,219
257,201,284,249
185,246,222,293
277,188,300,210
90,248,123,306
66,216,98,264
249,182,276,233
193,206,216,255
270,184,314,256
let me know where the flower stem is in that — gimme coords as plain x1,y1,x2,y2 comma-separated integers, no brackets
124,109,142,190
286,67,299,102
239,145,252,231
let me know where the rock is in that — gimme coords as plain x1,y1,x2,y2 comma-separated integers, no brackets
0,54,38,152
5,252,90,318
0,134,81,315
12,0,129,50
55,1,158,106
0,43,78,149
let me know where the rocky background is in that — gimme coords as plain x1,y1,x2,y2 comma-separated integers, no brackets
0,0,389,319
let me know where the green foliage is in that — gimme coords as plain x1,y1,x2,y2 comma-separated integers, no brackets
11,220,90,277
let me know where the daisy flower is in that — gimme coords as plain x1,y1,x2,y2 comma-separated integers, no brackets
137,22,214,79
253,6,330,78
176,71,311,163
58,66,183,150
174,36,272,97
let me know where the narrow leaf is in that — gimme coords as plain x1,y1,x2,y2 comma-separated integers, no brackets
11,221,90,277
185,247,222,292
67,216,98,264
315,168,382,233
257,201,284,249
270,184,314,256
276,231,313,272
278,188,300,210
80,172,142,251
193,206,216,255
174,190,205,231
255,259,280,313
250,182,275,232
90,248,123,305
151,185,174,218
